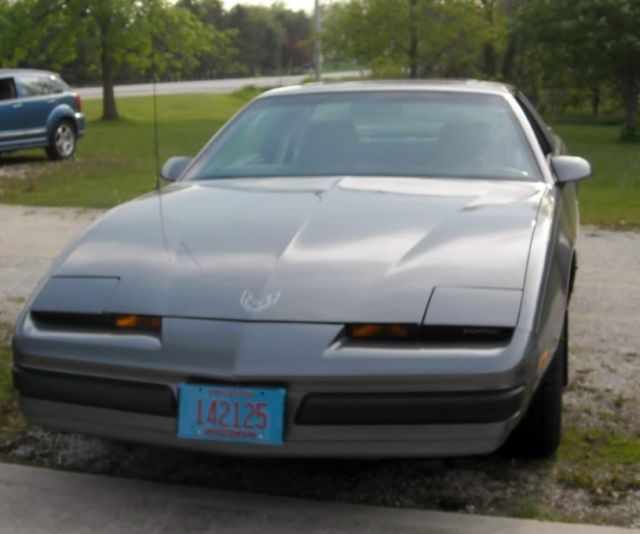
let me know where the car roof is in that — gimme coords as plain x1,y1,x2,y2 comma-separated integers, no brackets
258,79,516,99
0,68,58,78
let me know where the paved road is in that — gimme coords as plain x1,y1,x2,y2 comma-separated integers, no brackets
0,462,634,534
77,71,363,100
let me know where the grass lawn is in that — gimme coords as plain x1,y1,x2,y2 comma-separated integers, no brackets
554,124,640,228
0,89,260,208
0,92,638,226
0,345,11,408
0,343,24,443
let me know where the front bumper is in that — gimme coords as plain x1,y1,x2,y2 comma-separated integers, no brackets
12,317,539,458
14,365,526,458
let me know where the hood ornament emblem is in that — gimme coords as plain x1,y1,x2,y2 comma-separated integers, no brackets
240,290,281,313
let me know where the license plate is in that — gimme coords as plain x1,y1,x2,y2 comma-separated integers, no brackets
177,384,286,446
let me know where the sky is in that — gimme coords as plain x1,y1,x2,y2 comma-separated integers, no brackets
223,0,316,12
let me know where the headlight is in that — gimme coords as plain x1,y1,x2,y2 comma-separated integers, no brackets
345,323,513,345
31,312,162,334
346,324,417,340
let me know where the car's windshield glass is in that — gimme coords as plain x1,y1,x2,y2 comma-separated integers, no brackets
183,91,541,181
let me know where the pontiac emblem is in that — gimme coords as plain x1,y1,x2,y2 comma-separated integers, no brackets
240,290,281,313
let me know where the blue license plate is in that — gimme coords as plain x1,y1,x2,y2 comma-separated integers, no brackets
177,384,286,446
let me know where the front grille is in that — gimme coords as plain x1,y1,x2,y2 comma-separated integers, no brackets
296,387,524,425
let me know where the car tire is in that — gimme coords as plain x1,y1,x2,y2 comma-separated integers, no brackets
46,120,77,161
502,311,567,458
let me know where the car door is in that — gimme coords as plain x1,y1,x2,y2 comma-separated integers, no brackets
15,74,56,142
0,77,25,148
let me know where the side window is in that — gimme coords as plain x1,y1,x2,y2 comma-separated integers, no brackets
0,78,17,100
516,94,553,155
16,75,51,97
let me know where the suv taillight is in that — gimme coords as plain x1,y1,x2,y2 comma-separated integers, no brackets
74,93,82,111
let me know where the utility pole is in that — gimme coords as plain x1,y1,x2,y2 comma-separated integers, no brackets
314,0,322,82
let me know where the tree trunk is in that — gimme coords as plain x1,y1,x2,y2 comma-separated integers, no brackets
618,75,639,140
501,37,518,82
483,43,497,78
590,85,600,117
408,0,419,78
100,22,118,120
480,0,497,78
623,90,638,139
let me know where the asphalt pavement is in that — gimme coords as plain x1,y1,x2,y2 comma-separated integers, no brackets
77,71,362,100
0,462,634,534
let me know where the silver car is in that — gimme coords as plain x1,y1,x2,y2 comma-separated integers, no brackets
12,81,591,458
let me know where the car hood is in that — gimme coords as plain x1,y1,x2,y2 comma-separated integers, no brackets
50,176,546,323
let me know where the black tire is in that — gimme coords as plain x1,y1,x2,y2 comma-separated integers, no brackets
502,313,567,458
46,120,77,161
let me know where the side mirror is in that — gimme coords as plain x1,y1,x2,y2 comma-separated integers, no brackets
160,156,192,182
551,156,592,184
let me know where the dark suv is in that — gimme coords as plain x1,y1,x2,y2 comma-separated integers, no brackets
0,69,85,160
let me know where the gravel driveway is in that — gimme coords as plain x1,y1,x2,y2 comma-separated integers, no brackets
1,204,639,528
0,205,102,333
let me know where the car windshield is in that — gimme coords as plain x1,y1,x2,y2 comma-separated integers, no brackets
183,91,541,181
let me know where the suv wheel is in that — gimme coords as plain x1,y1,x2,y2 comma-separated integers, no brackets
502,311,567,458
47,121,76,160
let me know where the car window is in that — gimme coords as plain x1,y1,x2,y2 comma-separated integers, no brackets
48,75,68,94
515,94,553,155
0,78,17,100
16,74,56,97
184,91,542,182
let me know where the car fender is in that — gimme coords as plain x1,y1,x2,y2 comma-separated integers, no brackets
518,185,575,396
46,103,79,136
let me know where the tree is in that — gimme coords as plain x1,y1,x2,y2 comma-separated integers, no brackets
12,0,233,120
136,0,236,83
80,0,140,120
578,0,640,139
272,5,312,74
2,0,156,119
416,0,493,78
324,0,411,77
523,0,640,139
224,6,285,75
0,1,12,61
0,0,78,69
70,0,225,120
178,1,312,77
324,0,492,79
177,0,235,79
177,0,224,27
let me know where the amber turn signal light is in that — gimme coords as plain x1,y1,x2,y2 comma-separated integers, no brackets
115,315,162,332
347,323,415,340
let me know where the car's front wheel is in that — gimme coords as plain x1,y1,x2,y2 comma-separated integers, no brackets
46,120,77,161
502,312,567,458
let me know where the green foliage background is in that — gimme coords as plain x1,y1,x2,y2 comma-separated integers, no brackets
323,0,640,139
1,0,638,135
